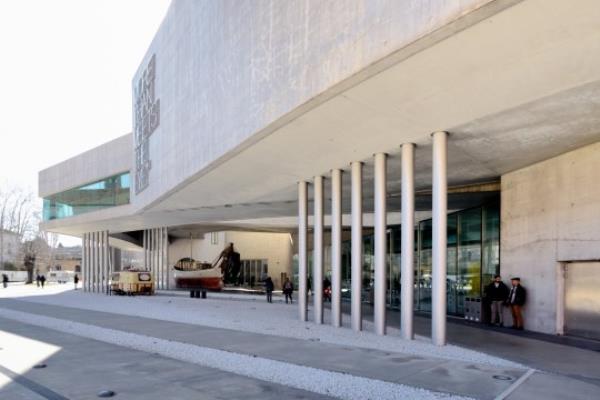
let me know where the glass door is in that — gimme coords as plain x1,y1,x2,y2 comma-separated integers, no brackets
457,208,482,315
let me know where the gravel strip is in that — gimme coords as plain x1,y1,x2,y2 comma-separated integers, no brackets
0,307,473,400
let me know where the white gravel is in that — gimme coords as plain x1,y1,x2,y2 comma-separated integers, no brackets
0,307,473,400
0,284,522,368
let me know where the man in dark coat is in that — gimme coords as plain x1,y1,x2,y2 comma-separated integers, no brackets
282,278,294,304
264,276,274,303
507,277,527,330
485,275,509,326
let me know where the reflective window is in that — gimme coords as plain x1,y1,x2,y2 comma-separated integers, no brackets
42,172,130,221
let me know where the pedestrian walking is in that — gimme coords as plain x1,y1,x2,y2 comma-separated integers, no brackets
282,277,294,304
507,277,526,330
485,275,509,326
36,274,41,287
323,277,331,302
2,274,8,288
40,274,46,289
74,274,79,290
264,276,274,303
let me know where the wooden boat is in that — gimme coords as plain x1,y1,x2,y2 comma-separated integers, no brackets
173,257,223,291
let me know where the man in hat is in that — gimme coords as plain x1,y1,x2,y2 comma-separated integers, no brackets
507,277,526,330
485,275,509,326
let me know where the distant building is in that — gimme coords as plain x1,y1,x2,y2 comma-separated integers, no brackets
51,244,82,273
0,229,20,268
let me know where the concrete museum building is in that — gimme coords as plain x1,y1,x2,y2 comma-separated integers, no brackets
39,0,600,345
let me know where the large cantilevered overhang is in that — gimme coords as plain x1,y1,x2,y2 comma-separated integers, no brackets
40,0,600,236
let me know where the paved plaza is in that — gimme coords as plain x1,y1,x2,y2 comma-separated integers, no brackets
0,284,598,399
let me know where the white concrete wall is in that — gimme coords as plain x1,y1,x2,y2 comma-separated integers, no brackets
132,0,492,210
168,230,292,288
168,233,227,266
0,270,28,282
39,133,132,197
224,231,293,289
501,141,600,334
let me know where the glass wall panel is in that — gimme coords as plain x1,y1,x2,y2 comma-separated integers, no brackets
363,234,374,303
447,215,458,314
291,201,499,319
418,220,432,312
389,227,401,308
43,172,130,220
341,240,352,300
482,203,500,288
457,208,482,315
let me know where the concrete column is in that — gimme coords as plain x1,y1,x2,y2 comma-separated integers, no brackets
143,230,147,270
374,153,387,336
150,229,154,278
401,143,416,340
82,233,88,291
103,231,109,294
432,131,448,346
351,161,363,332
99,231,104,292
298,181,308,321
88,232,92,292
90,232,94,292
164,228,170,289
313,175,324,324
161,228,166,289
331,169,342,328
157,228,162,289
155,228,160,287
92,232,98,292
151,229,156,286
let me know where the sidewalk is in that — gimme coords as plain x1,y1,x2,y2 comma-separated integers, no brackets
0,298,523,400
0,293,599,399
337,301,600,386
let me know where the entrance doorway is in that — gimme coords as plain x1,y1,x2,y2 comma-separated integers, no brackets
565,261,600,341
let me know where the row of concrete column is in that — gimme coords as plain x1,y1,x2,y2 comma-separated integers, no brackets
143,227,169,290
298,132,448,346
82,230,111,293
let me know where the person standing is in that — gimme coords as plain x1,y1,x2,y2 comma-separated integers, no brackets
282,277,294,304
36,274,41,287
74,274,79,290
2,274,8,288
485,275,509,326
323,277,331,302
507,277,526,330
39,274,46,289
264,276,274,303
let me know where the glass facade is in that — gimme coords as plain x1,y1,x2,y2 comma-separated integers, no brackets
43,172,131,221
416,203,499,316
292,201,500,318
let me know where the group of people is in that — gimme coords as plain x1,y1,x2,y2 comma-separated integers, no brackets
262,274,528,331
306,277,333,302
35,274,47,288
2,272,80,289
263,276,295,304
485,275,527,330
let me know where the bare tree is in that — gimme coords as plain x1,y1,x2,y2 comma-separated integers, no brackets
0,185,39,272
